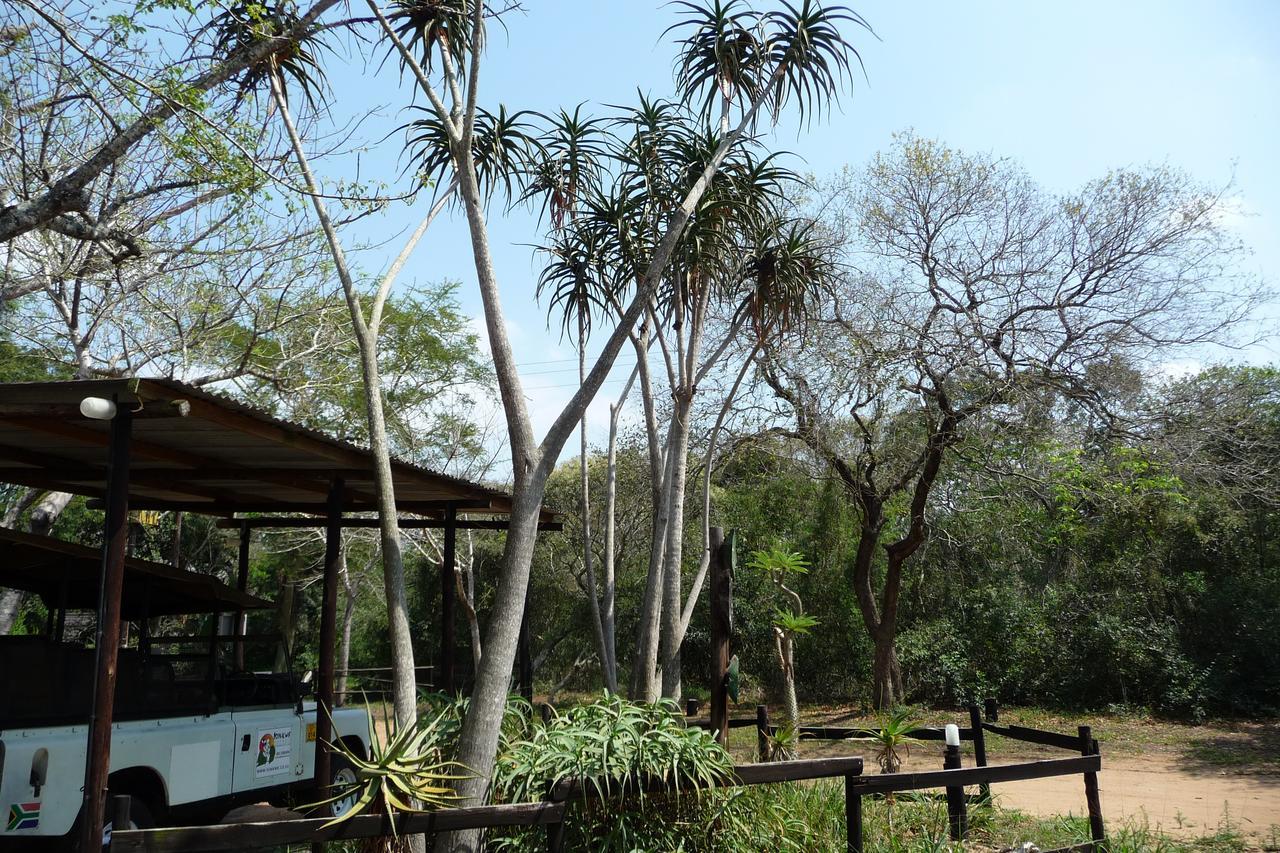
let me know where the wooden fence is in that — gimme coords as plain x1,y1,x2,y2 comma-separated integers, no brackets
111,701,1105,853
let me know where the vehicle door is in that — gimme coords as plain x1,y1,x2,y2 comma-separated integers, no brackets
230,705,306,794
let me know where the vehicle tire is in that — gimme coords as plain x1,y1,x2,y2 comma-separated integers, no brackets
103,795,154,848
59,794,155,852
328,753,361,819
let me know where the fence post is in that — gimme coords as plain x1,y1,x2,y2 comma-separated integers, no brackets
709,527,731,747
1079,725,1106,847
968,704,991,803
109,794,131,849
844,774,863,853
756,704,770,761
943,725,968,841
546,816,566,853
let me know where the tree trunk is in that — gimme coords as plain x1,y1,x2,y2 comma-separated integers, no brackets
629,329,668,701
273,579,296,673
337,544,355,705
658,394,694,700
577,324,614,691
0,488,39,635
871,628,904,710
602,371,635,697
269,71,419,731
0,590,22,637
28,490,72,536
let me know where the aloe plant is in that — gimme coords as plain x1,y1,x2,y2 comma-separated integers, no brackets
312,702,471,834
491,693,736,851
855,707,922,775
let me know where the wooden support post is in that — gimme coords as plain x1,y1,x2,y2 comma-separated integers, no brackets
969,704,991,802
844,774,862,853
1079,725,1105,846
756,704,770,761
233,520,250,669
441,502,457,694
313,478,343,843
518,597,533,702
943,742,968,841
709,527,730,747
79,403,131,853
111,793,131,843
545,816,566,853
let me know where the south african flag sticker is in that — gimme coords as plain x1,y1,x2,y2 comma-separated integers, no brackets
6,801,39,831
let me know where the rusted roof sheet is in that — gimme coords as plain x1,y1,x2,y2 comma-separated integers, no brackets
0,378,530,518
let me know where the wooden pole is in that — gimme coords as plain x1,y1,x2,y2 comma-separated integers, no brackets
233,520,250,669
969,704,991,802
708,527,730,747
943,742,968,840
1079,725,1106,846
844,774,862,853
79,402,131,853
313,478,343,837
756,704,770,761
441,502,457,694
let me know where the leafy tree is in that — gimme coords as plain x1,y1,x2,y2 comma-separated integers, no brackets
760,133,1258,708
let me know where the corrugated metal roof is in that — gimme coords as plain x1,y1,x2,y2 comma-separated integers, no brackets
0,378,533,518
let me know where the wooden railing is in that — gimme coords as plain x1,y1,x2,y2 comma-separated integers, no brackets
111,702,1106,853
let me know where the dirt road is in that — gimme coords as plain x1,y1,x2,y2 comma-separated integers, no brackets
776,709,1280,844
996,754,1280,841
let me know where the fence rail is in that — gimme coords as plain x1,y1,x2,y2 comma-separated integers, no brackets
112,700,1106,853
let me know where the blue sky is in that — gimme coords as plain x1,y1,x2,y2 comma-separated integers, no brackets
323,0,1279,455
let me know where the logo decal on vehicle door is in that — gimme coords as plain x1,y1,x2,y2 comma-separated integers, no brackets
6,802,39,831
255,728,293,777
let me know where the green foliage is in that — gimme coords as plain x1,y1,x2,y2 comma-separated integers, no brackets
855,707,921,774
494,693,732,803
491,693,744,852
746,544,811,577
317,703,467,829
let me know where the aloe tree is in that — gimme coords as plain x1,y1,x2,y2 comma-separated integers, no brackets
747,544,815,745
367,2,868,845
207,0,528,733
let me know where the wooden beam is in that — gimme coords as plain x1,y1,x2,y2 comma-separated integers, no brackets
110,801,568,852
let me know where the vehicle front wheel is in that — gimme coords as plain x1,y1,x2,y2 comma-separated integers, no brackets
328,754,361,820
103,796,154,847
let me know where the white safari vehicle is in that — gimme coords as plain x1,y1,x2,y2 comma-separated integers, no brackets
0,529,370,849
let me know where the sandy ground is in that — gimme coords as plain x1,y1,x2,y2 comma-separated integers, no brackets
994,755,1280,841
772,711,1280,844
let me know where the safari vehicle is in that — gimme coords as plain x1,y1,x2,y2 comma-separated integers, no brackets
0,528,371,848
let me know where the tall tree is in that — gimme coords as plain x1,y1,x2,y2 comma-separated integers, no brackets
761,134,1257,707
369,2,868,844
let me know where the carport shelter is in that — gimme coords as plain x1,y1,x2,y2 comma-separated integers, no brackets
0,378,558,851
